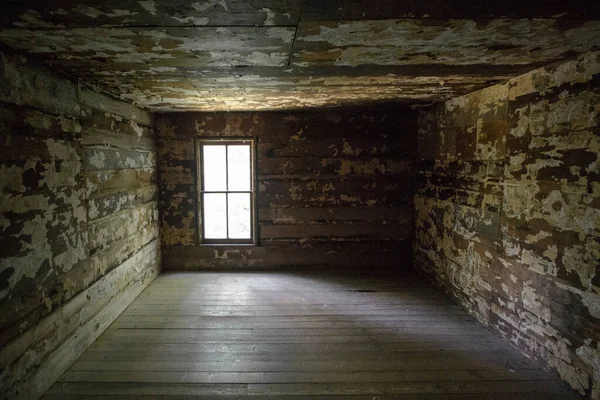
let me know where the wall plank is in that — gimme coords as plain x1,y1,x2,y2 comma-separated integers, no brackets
414,51,600,399
158,107,417,269
0,50,161,399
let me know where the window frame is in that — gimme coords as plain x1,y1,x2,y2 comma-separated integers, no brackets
195,138,257,245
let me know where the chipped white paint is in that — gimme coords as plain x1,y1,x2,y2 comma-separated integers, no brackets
170,15,210,25
1,49,160,399
138,0,157,15
72,6,138,19
416,50,600,400
0,216,51,299
14,9,65,28
191,0,228,13
261,8,277,26
0,164,26,193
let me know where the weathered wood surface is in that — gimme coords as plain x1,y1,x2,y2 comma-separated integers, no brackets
0,27,296,67
85,64,526,111
44,270,581,398
0,50,161,399
158,107,416,267
0,0,302,28
260,223,413,240
301,0,600,20
2,241,160,400
291,20,600,67
259,206,413,223
161,241,413,270
413,51,600,398
40,393,584,400
3,0,599,31
1,1,599,111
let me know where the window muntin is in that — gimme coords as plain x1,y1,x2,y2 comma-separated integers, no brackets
198,140,255,244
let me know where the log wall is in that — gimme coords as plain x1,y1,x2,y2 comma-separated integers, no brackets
157,108,417,269
414,51,600,399
0,51,161,399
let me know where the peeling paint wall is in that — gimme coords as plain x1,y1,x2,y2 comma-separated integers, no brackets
157,107,417,269
0,50,161,399
414,51,600,399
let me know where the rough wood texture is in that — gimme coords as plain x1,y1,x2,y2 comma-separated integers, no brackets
157,107,416,269
0,0,302,28
413,51,600,399
44,270,581,399
301,0,600,20
0,50,161,399
0,1,599,111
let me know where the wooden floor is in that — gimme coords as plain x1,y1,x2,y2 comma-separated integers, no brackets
45,270,580,399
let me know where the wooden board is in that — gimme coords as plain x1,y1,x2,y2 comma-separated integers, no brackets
0,54,162,400
301,0,600,20
2,9,599,111
0,0,302,28
44,270,580,399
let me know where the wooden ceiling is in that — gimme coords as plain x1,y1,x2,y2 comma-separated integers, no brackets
1,0,599,111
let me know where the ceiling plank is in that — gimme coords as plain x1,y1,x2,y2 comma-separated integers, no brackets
103,84,460,112
84,73,515,112
1,2,598,112
291,19,600,66
5,0,599,30
0,27,296,67
18,63,537,79
301,0,600,20
0,0,301,28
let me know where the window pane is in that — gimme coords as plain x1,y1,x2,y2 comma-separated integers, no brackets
227,145,251,191
203,193,227,238
228,193,251,239
203,145,226,191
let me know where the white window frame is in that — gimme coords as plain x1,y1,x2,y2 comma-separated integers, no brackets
195,138,257,245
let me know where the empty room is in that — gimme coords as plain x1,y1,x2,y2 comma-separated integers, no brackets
1,1,599,399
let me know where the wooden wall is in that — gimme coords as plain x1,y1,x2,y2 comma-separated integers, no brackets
157,107,417,269
414,51,600,399
0,51,161,399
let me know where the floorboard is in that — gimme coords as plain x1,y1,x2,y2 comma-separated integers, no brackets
44,269,582,399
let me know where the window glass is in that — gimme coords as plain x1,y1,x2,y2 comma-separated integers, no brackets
203,145,226,191
203,193,227,238
228,193,251,239
200,141,253,242
227,145,251,191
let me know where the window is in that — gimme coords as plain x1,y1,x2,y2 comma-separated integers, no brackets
196,139,255,244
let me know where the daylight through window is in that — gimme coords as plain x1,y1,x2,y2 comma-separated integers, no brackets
198,140,254,243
